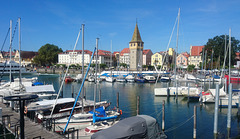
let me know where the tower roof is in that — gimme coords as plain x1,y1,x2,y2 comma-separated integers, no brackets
130,23,143,43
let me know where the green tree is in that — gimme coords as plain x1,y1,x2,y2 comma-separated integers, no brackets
187,64,195,72
204,35,240,67
100,63,107,70
120,63,127,68
33,44,63,66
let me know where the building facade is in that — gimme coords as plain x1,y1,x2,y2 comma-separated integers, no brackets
93,50,112,67
58,50,92,65
143,49,153,66
129,23,144,71
188,46,205,68
0,50,38,66
119,48,130,66
176,52,189,69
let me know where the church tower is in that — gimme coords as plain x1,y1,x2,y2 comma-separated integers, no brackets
129,23,144,71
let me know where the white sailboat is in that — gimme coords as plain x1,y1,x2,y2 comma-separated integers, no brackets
154,9,200,96
105,41,115,83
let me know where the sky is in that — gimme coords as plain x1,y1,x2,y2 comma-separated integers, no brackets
0,0,240,54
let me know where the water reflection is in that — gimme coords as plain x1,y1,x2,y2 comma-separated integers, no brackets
33,74,240,138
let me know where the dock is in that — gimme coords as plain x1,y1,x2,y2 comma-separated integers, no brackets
0,102,64,139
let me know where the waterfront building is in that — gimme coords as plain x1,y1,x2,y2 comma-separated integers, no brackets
168,48,174,56
58,50,92,65
113,51,120,67
0,50,38,66
129,23,144,71
188,46,205,68
176,52,189,69
151,51,169,70
143,49,153,66
119,48,130,66
93,50,112,67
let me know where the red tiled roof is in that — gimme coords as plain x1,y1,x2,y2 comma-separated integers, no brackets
97,50,111,56
191,46,204,56
60,50,92,55
181,52,190,58
120,48,129,56
113,51,119,55
143,49,150,55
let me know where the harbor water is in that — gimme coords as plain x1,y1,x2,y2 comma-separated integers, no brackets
10,74,240,138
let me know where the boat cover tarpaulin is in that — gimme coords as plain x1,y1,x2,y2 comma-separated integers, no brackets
91,115,165,139
89,106,107,117
25,85,55,93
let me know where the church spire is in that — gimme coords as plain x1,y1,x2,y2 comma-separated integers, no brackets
130,23,142,43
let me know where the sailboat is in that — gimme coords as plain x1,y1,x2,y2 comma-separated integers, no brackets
155,9,200,96
105,41,115,83
61,38,120,137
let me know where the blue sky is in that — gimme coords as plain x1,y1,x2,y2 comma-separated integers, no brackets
0,0,239,54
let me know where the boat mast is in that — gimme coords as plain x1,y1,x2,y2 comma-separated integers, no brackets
9,20,12,83
81,24,85,113
175,8,180,92
229,28,231,83
18,18,22,88
110,40,112,77
94,38,99,126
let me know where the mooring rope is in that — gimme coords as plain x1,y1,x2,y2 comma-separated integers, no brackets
164,115,194,133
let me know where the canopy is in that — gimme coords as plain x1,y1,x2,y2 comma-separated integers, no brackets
32,82,44,86
25,85,55,93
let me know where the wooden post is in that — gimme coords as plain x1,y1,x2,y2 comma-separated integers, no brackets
193,105,197,139
227,83,232,129
214,84,220,136
72,85,74,98
167,83,170,97
117,92,119,112
137,96,140,115
188,84,190,103
99,89,101,102
176,80,178,100
61,89,63,98
162,100,165,131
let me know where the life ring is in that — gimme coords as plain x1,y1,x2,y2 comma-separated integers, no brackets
24,106,28,114
119,110,122,115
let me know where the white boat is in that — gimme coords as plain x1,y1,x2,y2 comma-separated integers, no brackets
26,98,110,122
125,74,135,82
219,95,239,108
116,74,126,82
201,86,227,103
25,84,56,99
54,106,120,132
154,86,200,96
88,76,95,82
0,61,36,75
184,74,197,81
73,74,82,82
160,75,171,82
105,76,115,83
143,75,156,83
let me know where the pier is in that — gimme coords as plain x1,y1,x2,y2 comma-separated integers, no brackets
0,101,64,139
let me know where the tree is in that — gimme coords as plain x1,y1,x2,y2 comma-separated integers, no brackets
120,63,127,68
187,64,195,72
204,35,240,67
100,63,107,70
33,44,63,66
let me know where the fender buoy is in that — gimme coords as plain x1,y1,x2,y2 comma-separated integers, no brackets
24,106,28,114
119,110,122,115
